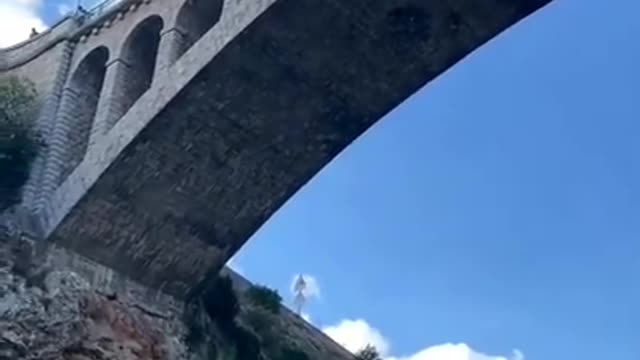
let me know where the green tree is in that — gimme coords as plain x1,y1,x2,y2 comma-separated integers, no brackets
246,284,282,314
355,344,383,360
0,76,39,211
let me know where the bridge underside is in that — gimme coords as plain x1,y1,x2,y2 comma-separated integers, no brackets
48,0,551,297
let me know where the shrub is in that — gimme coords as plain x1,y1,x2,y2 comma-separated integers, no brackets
355,344,382,360
0,77,38,124
0,76,40,211
246,284,282,314
194,276,295,360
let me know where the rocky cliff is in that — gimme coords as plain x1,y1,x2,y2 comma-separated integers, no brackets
0,226,354,360
0,227,189,360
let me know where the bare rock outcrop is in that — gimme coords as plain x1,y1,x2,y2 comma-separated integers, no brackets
0,231,177,360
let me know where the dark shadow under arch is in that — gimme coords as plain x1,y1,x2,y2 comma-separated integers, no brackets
174,0,223,61
119,15,164,116
59,46,109,184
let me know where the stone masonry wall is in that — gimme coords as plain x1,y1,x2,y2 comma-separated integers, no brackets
1,40,76,211
1,0,552,359
0,17,77,71
0,42,66,100
223,268,355,360
42,0,553,300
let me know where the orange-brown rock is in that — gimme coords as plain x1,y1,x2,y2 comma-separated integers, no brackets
0,233,180,360
62,293,170,360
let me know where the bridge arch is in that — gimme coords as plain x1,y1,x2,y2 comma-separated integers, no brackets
117,15,164,120
58,45,109,184
172,0,224,62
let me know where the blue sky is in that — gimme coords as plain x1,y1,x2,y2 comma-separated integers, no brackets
233,1,639,359
3,0,639,359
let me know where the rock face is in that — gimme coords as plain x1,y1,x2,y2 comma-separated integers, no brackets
0,231,183,360
0,226,355,360
224,269,354,360
0,268,87,359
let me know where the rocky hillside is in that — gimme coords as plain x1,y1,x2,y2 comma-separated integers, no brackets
0,226,354,360
0,228,188,360
223,268,354,360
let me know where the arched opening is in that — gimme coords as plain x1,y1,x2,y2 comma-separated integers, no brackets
174,0,223,61
60,46,109,184
119,15,163,116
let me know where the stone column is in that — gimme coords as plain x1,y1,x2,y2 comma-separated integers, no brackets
37,85,81,211
153,27,186,80
91,58,131,144
25,41,75,212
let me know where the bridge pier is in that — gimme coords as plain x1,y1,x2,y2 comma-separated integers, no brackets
154,27,186,78
38,86,82,208
24,41,76,212
92,59,132,140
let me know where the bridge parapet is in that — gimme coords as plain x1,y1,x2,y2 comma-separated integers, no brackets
0,0,136,72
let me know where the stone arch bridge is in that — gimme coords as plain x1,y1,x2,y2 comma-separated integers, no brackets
0,0,552,298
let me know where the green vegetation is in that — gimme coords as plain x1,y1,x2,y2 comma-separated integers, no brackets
246,284,283,314
355,344,383,360
0,76,40,211
187,275,311,360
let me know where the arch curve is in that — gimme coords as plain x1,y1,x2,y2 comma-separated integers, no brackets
117,15,164,118
173,0,224,62
59,45,109,184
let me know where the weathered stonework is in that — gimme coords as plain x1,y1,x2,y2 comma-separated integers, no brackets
0,228,188,360
21,40,76,211
38,0,552,298
2,0,551,324
0,1,553,358
0,226,353,360
223,268,355,360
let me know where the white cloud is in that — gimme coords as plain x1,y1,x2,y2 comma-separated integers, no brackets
0,0,126,47
322,318,523,360
57,3,73,16
290,274,321,300
0,0,47,48
510,350,524,360
322,319,391,356
388,344,525,360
